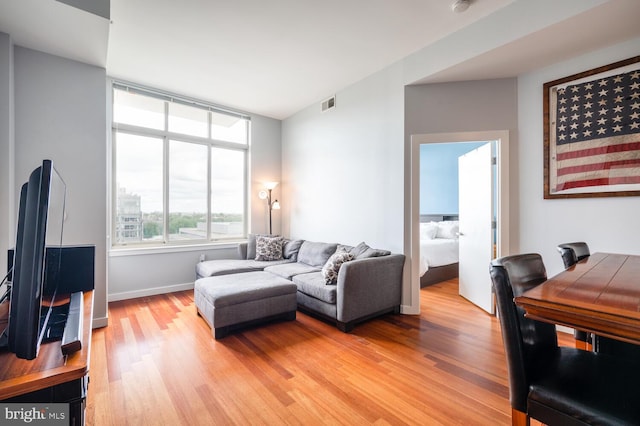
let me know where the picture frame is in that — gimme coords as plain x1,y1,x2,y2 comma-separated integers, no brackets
543,55,640,199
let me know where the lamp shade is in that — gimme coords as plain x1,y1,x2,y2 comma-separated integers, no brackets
272,200,280,210
263,181,279,190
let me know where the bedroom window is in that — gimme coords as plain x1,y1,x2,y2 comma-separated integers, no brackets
111,83,249,247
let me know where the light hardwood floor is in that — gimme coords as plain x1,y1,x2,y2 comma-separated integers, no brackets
87,279,572,425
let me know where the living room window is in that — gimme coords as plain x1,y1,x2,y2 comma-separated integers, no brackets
111,83,249,247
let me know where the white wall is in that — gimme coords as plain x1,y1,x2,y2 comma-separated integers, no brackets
108,245,237,300
517,37,640,278
107,107,282,302
405,79,518,135
0,32,13,278
282,63,405,253
249,114,283,236
13,47,108,323
282,63,406,312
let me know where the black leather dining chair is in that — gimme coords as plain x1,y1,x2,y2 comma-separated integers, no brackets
557,242,590,269
490,254,640,425
556,242,592,348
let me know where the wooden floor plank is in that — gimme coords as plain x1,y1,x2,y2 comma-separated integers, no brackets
86,279,573,425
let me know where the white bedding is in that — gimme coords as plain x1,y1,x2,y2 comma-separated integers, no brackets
419,221,460,277
419,238,459,276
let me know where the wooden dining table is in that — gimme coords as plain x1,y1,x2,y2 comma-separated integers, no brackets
515,252,640,345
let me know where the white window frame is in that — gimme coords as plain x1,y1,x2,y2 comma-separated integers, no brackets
110,81,250,249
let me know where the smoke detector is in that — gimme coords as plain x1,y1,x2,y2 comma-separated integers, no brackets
451,0,470,13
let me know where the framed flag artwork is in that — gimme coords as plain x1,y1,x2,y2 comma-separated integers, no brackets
543,55,640,199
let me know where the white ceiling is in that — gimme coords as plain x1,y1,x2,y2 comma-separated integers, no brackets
1,0,639,119
415,0,640,85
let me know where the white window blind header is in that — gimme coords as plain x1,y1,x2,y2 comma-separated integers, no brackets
112,81,251,121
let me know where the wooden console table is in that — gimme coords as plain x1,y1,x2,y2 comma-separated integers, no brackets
0,290,93,424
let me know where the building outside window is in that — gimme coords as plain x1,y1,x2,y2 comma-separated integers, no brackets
111,83,249,247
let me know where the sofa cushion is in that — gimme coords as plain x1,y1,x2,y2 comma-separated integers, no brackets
283,239,304,261
358,246,391,259
264,262,320,280
293,272,337,304
255,235,284,261
297,241,338,267
337,244,354,253
321,249,354,284
348,241,391,259
196,258,293,278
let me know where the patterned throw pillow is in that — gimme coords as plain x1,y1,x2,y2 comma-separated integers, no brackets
321,249,354,285
246,233,271,259
255,235,284,261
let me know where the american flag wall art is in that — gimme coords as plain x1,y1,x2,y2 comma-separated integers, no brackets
544,56,640,198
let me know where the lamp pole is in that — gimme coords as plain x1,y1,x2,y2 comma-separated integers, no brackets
267,188,273,235
259,182,280,235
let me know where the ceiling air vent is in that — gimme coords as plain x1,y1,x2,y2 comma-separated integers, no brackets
321,96,336,112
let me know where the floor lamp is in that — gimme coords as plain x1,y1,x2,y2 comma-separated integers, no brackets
258,182,280,235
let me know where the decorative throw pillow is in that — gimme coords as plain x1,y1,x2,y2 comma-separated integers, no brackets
436,221,459,239
321,249,354,285
349,242,371,258
246,233,271,259
255,235,284,261
349,242,390,259
297,241,339,267
420,222,439,240
357,247,391,259
283,239,304,261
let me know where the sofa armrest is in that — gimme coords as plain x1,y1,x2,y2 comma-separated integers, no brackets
237,242,248,260
336,253,405,323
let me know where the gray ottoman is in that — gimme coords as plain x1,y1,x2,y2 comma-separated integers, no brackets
194,271,297,339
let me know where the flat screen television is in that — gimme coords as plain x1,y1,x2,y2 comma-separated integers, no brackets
5,159,66,360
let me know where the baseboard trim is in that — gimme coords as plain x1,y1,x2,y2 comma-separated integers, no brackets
401,304,419,315
108,282,195,302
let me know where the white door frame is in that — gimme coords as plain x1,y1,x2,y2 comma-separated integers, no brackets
406,130,510,314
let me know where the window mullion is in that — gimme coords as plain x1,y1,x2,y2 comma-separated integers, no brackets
112,130,118,244
207,144,212,241
207,111,212,241
243,150,249,238
163,136,170,244
163,101,170,243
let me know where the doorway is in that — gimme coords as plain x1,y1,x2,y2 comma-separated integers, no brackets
409,131,510,314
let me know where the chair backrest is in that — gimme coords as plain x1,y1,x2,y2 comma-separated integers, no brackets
556,242,590,269
489,254,558,413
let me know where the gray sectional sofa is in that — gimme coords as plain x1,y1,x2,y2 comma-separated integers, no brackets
195,235,405,332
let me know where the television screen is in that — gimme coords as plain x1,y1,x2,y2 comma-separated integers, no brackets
8,160,66,360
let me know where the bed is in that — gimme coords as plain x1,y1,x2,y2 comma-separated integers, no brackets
419,214,459,287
